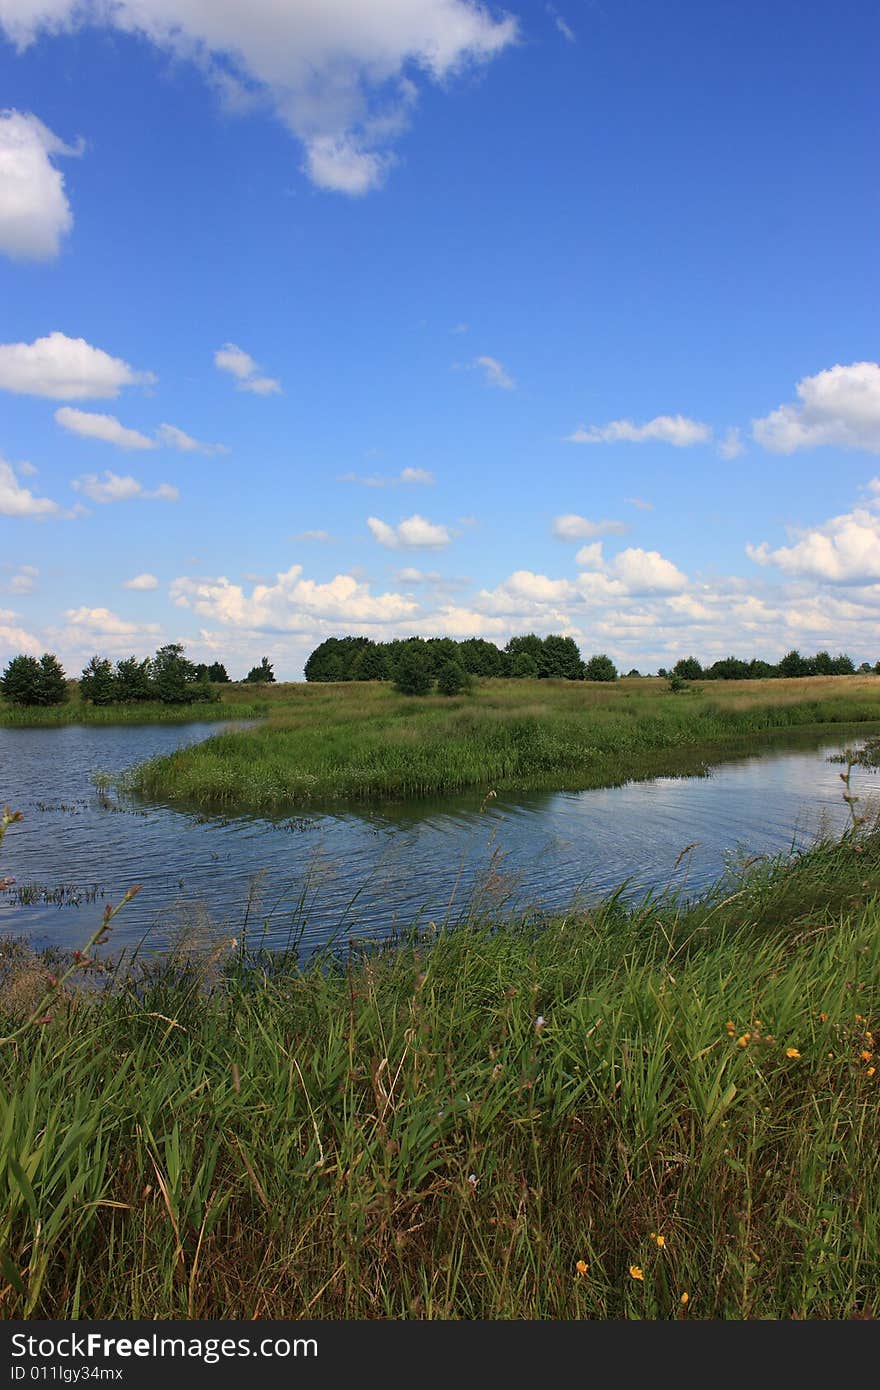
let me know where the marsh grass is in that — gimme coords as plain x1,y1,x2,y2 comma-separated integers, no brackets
0,692,268,728
129,675,880,811
1,818,879,1319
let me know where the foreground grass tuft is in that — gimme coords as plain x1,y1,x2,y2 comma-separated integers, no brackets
1,824,879,1319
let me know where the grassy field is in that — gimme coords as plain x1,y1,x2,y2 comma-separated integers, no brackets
127,674,880,811
1,814,879,1319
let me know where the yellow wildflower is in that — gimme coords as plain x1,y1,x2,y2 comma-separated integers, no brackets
575,1260,588,1277
867,1067,876,1078
860,1051,873,1063
737,1033,751,1048
629,1265,644,1281
785,1047,800,1059
650,1232,666,1248
680,1292,689,1305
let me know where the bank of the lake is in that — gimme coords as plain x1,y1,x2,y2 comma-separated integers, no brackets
1,823,878,1319
0,691,268,727
128,674,880,811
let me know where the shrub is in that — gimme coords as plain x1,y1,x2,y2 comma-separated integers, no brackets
584,653,618,682
436,660,471,696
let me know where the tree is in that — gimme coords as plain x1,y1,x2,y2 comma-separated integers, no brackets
539,634,585,680
510,651,539,678
436,659,471,696
831,653,855,675
584,653,618,682
1,654,42,706
115,655,155,703
1,653,69,706
244,656,275,683
673,656,703,681
208,661,230,683
153,643,200,704
80,655,117,706
350,643,389,681
625,669,641,677
393,643,433,696
777,649,809,678
458,637,507,678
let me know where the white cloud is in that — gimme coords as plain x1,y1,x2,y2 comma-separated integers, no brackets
752,362,880,455
293,529,333,542
124,573,160,590
0,456,59,517
342,466,435,487
55,406,156,451
63,606,162,638
0,332,155,399
607,547,688,594
0,608,42,654
367,513,451,549
473,355,516,390
0,2,517,197
170,566,419,630
553,513,627,540
574,542,603,569
156,423,229,456
717,426,744,460
0,109,81,261
566,415,712,447
7,564,38,595
70,471,179,504
747,506,880,585
214,342,281,395
625,496,654,511
547,4,575,42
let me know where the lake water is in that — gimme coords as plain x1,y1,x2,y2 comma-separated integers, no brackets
1,720,877,957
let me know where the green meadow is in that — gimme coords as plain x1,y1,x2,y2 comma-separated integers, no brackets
127,674,880,811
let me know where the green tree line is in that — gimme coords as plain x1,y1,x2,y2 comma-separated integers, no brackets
304,634,618,685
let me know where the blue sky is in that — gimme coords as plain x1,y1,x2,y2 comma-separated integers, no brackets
1,0,878,679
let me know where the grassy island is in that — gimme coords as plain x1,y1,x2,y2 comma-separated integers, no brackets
126,674,880,811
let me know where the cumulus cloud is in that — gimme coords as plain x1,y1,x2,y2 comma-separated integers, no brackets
0,332,155,399
553,513,627,540
747,505,880,585
607,547,688,594
170,565,419,630
566,415,712,447
156,423,229,456
367,513,451,549
55,406,156,451
752,362,880,454
0,2,516,197
124,573,160,590
63,606,162,638
0,109,82,261
472,355,516,390
214,342,281,395
0,607,42,654
70,471,179,504
0,456,59,517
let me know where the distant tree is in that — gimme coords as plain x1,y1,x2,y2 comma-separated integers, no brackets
1,654,42,706
505,634,546,671
706,656,750,680
153,643,200,704
540,634,585,680
80,655,117,706
858,661,873,674
436,659,471,696
673,656,703,681
393,642,433,696
625,668,641,678
831,653,855,675
510,651,539,678
584,653,618,682
114,655,155,703
748,658,776,680
657,668,668,679
458,637,507,678
37,653,69,705
777,649,810,678
813,650,835,676
207,661,230,683
244,656,275,684
350,643,390,681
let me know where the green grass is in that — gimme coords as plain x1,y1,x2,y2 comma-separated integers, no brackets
1,819,879,1318
127,674,880,810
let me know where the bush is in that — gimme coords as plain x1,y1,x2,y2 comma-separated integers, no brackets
436,660,471,696
244,657,275,683
80,656,117,706
393,645,433,696
584,654,618,682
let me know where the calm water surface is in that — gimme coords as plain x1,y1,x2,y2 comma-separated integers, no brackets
1,720,877,955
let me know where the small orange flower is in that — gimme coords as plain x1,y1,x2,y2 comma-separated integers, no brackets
680,1292,689,1305
867,1067,876,1078
575,1260,588,1276
785,1047,800,1059
725,1021,735,1035
860,1051,873,1063
629,1265,644,1281
819,1013,828,1023
737,1033,751,1048
650,1232,666,1248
